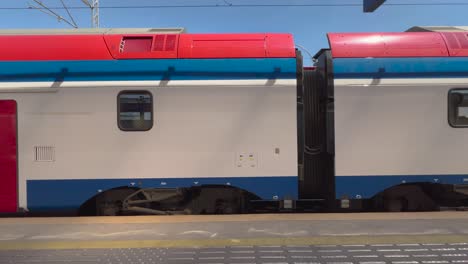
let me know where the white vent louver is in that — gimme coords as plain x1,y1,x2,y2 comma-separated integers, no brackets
34,146,55,162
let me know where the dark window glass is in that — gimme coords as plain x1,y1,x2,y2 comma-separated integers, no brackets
448,89,468,127
118,91,153,131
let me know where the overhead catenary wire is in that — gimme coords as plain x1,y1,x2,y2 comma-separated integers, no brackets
28,0,78,28
28,0,100,28
296,44,316,65
59,0,79,28
3,2,468,10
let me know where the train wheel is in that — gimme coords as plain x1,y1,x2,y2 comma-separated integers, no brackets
215,199,238,214
374,184,437,212
384,198,406,212
78,187,139,216
99,202,120,216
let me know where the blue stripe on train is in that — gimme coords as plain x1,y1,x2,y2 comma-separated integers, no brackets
333,57,468,79
0,58,296,82
336,174,468,199
27,176,298,212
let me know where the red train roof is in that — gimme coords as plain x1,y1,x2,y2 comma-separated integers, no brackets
328,32,468,58
0,33,295,61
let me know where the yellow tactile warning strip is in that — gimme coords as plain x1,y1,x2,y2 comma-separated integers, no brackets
1,212,468,225
1,235,468,250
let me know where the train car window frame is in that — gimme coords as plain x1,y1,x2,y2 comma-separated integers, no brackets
117,90,154,131
448,88,468,128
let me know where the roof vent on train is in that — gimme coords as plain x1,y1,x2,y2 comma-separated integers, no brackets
328,29,468,58
0,28,186,35
327,32,450,58
177,34,295,58
406,26,468,32
153,35,177,52
440,32,468,56
105,33,295,59
105,34,180,59
120,35,178,53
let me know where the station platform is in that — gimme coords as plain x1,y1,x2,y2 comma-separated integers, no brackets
0,212,468,263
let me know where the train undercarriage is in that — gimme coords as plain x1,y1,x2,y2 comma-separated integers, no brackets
76,182,468,216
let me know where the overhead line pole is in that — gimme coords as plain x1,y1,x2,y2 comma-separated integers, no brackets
81,0,99,28
92,0,99,28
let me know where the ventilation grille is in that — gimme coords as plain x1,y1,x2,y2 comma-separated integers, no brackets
444,33,468,49
165,35,177,51
457,34,468,49
34,146,55,162
120,37,153,53
153,35,165,51
444,33,460,49
152,34,177,52
119,35,178,53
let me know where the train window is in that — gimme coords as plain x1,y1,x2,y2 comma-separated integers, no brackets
448,89,468,127
118,91,153,131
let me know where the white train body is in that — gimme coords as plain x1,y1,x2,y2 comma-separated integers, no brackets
12,81,297,211
334,77,468,198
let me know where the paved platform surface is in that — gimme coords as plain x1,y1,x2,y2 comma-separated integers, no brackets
0,212,468,263
2,243,468,264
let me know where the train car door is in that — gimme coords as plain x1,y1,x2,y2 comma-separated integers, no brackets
0,100,17,213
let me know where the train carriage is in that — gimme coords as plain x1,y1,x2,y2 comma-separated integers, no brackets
0,28,467,215
308,32,468,211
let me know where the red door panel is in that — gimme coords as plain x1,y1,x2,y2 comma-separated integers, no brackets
0,100,17,213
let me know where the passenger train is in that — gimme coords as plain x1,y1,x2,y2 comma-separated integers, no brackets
0,28,467,215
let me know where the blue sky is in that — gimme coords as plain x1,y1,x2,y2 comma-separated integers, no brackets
1,0,467,64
